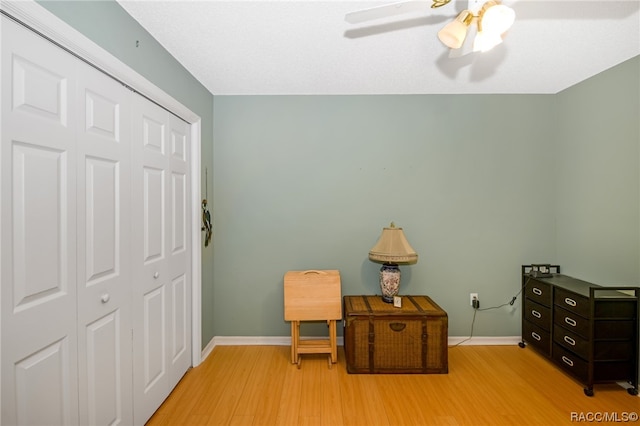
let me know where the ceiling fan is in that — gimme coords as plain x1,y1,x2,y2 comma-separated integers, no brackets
345,0,516,57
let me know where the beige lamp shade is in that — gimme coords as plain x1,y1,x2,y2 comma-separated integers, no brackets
368,222,418,265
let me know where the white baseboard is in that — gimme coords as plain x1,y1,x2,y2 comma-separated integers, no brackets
447,336,522,346
200,336,217,362
616,381,640,397
205,335,521,351
211,335,345,347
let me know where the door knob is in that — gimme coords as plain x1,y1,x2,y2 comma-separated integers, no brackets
101,293,110,303
153,272,159,279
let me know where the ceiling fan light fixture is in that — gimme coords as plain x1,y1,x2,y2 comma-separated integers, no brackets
431,0,453,8
478,0,515,35
437,10,473,49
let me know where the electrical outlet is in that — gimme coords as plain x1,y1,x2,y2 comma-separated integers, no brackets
470,293,478,306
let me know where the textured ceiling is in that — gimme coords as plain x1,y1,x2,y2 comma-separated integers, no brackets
117,0,640,95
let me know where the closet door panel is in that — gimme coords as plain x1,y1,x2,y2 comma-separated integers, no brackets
167,116,191,389
85,157,118,280
14,338,73,426
171,274,187,361
143,166,165,263
84,311,121,425
76,62,133,426
11,50,68,126
12,143,69,304
1,16,79,425
132,95,171,425
142,285,166,386
131,97,192,424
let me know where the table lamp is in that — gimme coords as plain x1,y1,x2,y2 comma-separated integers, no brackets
368,222,418,303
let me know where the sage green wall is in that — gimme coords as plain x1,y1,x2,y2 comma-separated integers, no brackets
37,0,216,348
213,57,639,338
555,56,640,285
213,95,558,337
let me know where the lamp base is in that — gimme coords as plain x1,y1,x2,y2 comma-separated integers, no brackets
379,263,400,303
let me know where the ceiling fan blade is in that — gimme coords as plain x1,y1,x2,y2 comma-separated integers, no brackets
345,1,431,24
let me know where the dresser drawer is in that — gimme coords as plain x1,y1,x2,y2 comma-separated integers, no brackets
523,320,551,356
553,344,588,382
594,340,634,361
553,324,588,358
594,360,634,382
525,279,552,307
554,306,590,338
524,299,552,331
554,287,590,318
595,299,637,319
594,320,636,340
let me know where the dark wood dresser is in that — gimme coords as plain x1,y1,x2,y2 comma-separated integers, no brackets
520,266,639,396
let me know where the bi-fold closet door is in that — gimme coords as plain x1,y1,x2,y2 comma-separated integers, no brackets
131,75,192,426
1,15,191,426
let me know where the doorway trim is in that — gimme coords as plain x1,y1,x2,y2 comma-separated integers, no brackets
0,0,203,377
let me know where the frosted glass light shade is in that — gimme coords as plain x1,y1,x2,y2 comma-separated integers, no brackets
437,10,473,49
480,2,515,34
473,31,503,52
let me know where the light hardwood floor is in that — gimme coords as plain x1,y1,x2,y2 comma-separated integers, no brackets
147,345,639,425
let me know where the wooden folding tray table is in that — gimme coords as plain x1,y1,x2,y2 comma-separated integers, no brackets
284,270,342,368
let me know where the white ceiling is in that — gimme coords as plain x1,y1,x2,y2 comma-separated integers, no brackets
117,0,640,95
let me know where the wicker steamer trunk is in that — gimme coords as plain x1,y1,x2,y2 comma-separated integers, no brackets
344,295,448,374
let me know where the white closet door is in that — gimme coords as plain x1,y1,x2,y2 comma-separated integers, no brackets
1,16,79,426
75,60,133,426
167,114,192,390
131,94,191,424
2,11,194,426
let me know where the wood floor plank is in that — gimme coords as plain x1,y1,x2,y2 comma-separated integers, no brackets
273,354,304,425
338,373,391,425
319,353,343,426
146,345,640,426
375,375,430,425
207,346,263,425
246,346,290,425
299,353,324,419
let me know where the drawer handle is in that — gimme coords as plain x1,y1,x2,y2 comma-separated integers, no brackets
561,356,574,367
532,287,542,296
563,335,576,346
531,332,541,341
564,297,577,307
531,310,542,319
564,317,577,327
389,323,406,332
